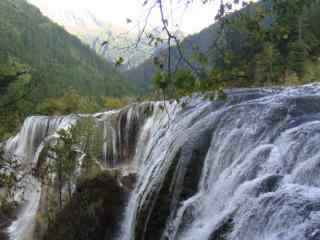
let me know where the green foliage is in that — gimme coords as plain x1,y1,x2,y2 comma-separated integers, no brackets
308,2,320,55
0,0,137,140
0,146,26,217
132,0,320,95
0,57,33,139
153,71,170,91
41,116,104,205
115,57,125,67
288,41,308,79
0,0,133,100
204,0,320,88
192,50,209,66
254,42,282,84
36,88,99,115
103,97,129,110
31,116,107,240
46,126,78,208
174,69,196,89
73,117,104,179
42,170,127,240
34,117,107,238
0,57,31,96
304,60,320,83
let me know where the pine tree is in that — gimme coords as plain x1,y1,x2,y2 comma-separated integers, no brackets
288,41,308,79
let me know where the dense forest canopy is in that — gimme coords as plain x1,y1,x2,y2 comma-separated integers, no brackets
0,0,135,138
127,0,320,95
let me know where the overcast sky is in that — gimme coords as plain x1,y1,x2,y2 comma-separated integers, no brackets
28,0,242,34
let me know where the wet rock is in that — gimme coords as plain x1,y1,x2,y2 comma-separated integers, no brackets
135,150,181,240
42,170,129,240
209,217,234,240
0,200,19,240
180,130,212,201
119,172,138,191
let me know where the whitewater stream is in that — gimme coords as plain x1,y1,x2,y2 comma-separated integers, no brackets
4,84,320,240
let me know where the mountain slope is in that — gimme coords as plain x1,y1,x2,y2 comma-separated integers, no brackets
123,1,280,91
126,0,320,91
125,22,220,91
0,0,134,100
26,1,162,70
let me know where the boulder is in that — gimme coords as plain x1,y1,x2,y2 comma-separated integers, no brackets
42,170,129,240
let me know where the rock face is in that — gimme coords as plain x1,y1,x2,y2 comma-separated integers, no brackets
119,172,138,191
0,205,18,240
42,170,128,240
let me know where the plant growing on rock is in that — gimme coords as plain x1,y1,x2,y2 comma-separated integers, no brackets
42,126,79,209
0,146,32,220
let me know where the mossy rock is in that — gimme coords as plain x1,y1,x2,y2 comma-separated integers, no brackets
42,170,129,240
0,199,19,240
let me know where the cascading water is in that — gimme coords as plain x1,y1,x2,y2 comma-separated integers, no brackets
118,84,320,240
4,84,320,240
3,104,157,240
4,116,77,240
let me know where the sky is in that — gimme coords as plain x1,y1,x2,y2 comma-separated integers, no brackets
28,0,232,34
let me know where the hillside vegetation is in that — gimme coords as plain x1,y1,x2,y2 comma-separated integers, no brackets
0,0,134,98
127,0,320,92
0,0,135,138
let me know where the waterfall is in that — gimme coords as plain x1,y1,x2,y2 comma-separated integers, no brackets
4,103,159,240
4,84,320,240
5,116,77,240
118,84,320,240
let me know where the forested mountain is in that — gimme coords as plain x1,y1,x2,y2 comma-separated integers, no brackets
27,1,168,70
0,0,136,138
126,0,320,91
125,23,219,91
0,0,133,99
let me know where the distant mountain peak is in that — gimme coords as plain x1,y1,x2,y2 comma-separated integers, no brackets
27,0,162,69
